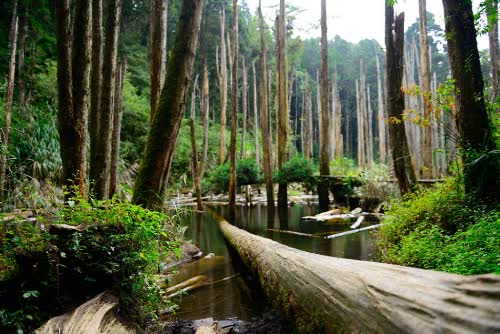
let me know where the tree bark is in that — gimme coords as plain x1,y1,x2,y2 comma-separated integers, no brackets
385,4,418,196
487,0,498,101
199,60,209,180
189,75,203,211
94,0,121,199
318,0,330,210
89,0,103,191
215,211,500,334
303,73,312,160
17,4,27,113
132,0,203,209
150,0,166,118
109,58,126,197
216,9,228,164
252,61,260,167
0,1,18,203
367,85,374,167
442,0,498,203
258,0,274,209
240,56,247,158
228,0,239,220
276,0,288,208
376,53,386,164
419,0,433,178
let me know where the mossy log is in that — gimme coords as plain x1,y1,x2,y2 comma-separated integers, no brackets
215,212,500,333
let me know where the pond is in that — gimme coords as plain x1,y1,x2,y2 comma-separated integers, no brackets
167,204,379,322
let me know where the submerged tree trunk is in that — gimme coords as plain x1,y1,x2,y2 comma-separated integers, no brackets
442,0,498,203
385,4,418,196
216,9,228,164
258,0,274,209
228,0,239,220
94,0,121,199
215,211,500,334
252,61,260,167
132,0,203,209
318,0,330,210
0,1,18,202
419,0,433,178
109,58,126,197
89,0,103,190
199,60,209,180
277,0,288,208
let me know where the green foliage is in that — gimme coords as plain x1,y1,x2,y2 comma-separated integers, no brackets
274,155,315,186
377,178,499,275
0,199,184,332
205,158,261,194
329,157,358,176
357,164,395,200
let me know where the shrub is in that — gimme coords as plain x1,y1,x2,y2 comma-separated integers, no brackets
377,177,499,275
329,157,358,176
357,164,396,200
0,199,184,333
274,154,315,185
206,158,261,194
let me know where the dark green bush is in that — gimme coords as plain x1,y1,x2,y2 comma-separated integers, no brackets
273,154,315,185
206,158,261,193
377,178,499,275
0,199,183,333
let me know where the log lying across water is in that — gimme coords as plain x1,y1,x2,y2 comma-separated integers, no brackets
214,212,500,333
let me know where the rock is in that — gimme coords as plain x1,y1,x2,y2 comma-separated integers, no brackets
195,325,218,334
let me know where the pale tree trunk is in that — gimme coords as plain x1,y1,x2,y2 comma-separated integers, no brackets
228,0,238,220
332,67,342,159
109,58,127,197
318,0,330,210
150,0,166,118
94,0,121,199
487,0,498,100
258,0,274,209
367,85,374,167
442,0,498,203
240,56,247,158
385,4,418,195
357,60,367,169
419,0,433,178
376,53,387,164
252,61,260,167
17,4,27,113
160,0,168,88
132,0,203,209
199,60,209,180
189,75,203,211
0,1,18,203
316,70,321,156
303,74,312,160
227,31,233,93
215,9,227,164
277,0,288,208
89,0,103,189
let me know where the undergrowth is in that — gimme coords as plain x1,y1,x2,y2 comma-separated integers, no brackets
377,177,499,275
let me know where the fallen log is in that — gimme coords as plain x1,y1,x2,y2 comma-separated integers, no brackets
350,216,364,229
268,229,320,238
213,211,500,333
36,292,140,334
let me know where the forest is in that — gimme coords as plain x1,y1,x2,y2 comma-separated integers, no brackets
0,0,499,333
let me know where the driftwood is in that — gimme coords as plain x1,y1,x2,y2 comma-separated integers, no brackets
324,223,384,240
214,211,500,333
268,229,319,238
36,292,140,334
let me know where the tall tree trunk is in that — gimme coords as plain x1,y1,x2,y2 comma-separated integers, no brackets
89,0,103,190
376,53,387,164
132,0,204,209
160,0,168,88
189,75,203,211
216,9,227,164
252,60,260,167
17,4,27,113
318,0,330,210
442,0,498,203
331,66,342,159
109,58,126,197
419,0,433,178
228,0,238,220
487,0,498,100
277,0,288,208
150,0,166,118
385,4,418,196
258,0,274,209
240,56,247,158
199,60,209,180
94,0,121,199
303,73,312,160
0,1,18,203
367,85,374,167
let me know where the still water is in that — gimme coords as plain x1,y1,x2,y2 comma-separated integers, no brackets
169,204,378,321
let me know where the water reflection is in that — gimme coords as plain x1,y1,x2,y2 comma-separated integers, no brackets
174,204,378,321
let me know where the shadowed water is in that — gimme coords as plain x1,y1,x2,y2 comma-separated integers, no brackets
169,204,378,321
